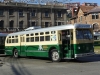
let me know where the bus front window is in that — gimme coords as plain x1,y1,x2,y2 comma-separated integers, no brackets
76,30,93,39
76,30,83,39
83,30,93,39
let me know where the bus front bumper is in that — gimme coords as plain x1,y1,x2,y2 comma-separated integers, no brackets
75,52,95,58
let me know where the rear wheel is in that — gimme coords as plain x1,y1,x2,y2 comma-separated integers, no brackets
13,49,19,58
51,50,61,62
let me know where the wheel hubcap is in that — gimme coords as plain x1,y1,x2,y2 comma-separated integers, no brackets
52,52,59,61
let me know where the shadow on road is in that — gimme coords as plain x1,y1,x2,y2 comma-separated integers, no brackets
66,54,100,63
1,54,100,63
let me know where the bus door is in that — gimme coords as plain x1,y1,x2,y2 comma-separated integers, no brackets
62,29,74,58
20,35,26,56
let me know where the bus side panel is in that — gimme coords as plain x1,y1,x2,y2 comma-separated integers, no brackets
26,45,48,57
25,45,59,57
5,46,13,55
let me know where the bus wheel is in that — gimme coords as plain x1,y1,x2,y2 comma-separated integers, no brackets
13,49,19,58
51,50,61,62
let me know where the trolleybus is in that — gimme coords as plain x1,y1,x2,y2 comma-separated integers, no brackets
5,24,94,62
0,33,8,54
94,32,100,46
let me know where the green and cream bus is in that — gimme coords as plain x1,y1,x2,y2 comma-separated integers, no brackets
94,32,100,46
0,33,8,54
5,23,94,62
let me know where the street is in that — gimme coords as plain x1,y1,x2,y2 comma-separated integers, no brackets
0,55,100,75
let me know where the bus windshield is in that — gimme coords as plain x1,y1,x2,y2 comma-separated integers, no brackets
76,29,93,39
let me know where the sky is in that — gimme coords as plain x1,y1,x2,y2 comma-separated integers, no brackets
70,0,100,5
5,0,100,6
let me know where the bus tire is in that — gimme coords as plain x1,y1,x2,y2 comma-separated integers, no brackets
13,49,19,58
51,50,61,62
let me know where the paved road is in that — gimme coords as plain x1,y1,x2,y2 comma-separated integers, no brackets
0,55,100,75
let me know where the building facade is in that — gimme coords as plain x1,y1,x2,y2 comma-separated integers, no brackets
0,2,67,33
70,5,100,32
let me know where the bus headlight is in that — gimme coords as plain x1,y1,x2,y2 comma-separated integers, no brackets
78,46,80,49
93,46,94,48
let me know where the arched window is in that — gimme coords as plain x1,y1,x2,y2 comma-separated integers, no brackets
93,23,99,31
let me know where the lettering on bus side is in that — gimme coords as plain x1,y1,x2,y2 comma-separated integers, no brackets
38,45,48,50
43,45,48,50
38,45,43,51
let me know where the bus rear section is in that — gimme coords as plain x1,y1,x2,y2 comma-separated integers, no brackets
59,29,94,59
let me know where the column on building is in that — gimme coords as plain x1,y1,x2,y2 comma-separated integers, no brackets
38,9,41,27
51,9,54,26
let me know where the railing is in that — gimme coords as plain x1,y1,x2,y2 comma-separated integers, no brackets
0,2,67,9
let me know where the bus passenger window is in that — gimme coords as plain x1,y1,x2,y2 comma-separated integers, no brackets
9,39,11,43
12,39,14,43
26,34,29,36
45,32,49,34
51,35,56,41
31,33,34,36
9,36,11,38
51,31,56,34
31,37,34,42
26,38,30,42
45,36,50,41
40,32,44,35
35,37,39,42
40,36,44,41
35,33,38,35
12,36,14,38
15,39,18,43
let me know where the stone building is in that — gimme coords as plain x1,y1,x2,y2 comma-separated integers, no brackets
0,2,67,33
70,5,100,32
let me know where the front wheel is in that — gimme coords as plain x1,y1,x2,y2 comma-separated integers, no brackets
51,50,61,62
13,49,19,58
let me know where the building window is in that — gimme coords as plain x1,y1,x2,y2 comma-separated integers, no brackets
45,22,49,27
19,21,23,28
31,22,36,26
57,11,62,17
9,20,14,29
80,16,82,21
0,9,3,16
58,22,61,26
0,20,4,28
92,13,99,19
31,10,36,17
45,11,49,17
9,9,14,15
79,17,80,22
19,9,23,16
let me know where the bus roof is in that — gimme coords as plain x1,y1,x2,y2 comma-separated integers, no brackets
0,33,8,36
7,23,92,36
